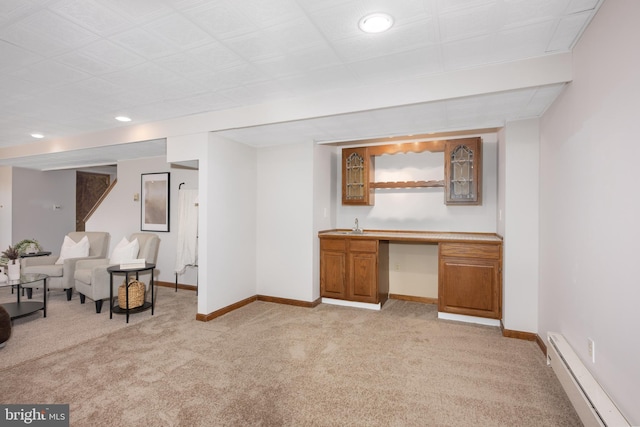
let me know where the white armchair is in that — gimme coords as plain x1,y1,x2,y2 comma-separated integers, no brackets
22,232,110,300
74,233,160,313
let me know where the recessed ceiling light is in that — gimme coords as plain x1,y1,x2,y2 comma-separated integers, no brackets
115,116,132,122
31,133,44,139
358,13,394,33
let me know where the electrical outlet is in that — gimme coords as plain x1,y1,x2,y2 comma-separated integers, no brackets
588,338,595,363
394,263,400,271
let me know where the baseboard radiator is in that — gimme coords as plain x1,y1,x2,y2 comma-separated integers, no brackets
547,332,629,427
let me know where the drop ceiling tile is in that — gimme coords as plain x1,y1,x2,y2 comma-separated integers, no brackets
223,31,287,62
441,35,494,71
347,45,443,84
55,39,145,74
494,21,557,63
142,13,213,50
154,52,211,79
110,27,180,59
304,3,377,41
0,0,47,26
0,40,41,70
259,18,327,54
0,75,44,102
100,62,181,92
206,63,271,88
503,0,569,28
566,0,600,14
438,3,499,42
255,46,343,79
522,84,566,116
173,91,241,113
233,0,306,28
182,1,259,40
279,64,357,94
189,42,247,71
436,0,497,14
7,59,91,88
49,0,133,36
546,11,592,51
100,0,173,24
0,9,99,57
70,77,130,99
330,23,435,64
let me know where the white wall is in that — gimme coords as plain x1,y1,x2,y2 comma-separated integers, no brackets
257,142,315,301
539,0,640,423
204,134,257,313
11,168,76,252
0,166,12,251
499,119,540,333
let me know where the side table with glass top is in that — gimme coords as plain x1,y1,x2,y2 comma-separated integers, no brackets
107,263,156,323
0,273,48,319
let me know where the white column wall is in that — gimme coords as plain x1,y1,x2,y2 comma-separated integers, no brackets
501,119,540,333
203,134,257,313
256,142,314,301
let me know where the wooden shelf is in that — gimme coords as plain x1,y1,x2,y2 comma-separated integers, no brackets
371,180,445,189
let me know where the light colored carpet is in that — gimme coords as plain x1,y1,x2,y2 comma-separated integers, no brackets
0,284,175,366
0,286,580,426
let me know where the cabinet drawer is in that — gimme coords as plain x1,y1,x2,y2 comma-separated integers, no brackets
440,243,500,259
349,239,377,253
321,238,346,252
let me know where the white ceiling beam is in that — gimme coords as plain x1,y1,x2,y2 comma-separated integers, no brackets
0,52,572,160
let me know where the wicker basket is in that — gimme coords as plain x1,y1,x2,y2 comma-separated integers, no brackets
118,278,145,309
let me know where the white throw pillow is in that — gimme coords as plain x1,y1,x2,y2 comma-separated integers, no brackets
56,235,90,265
109,237,140,264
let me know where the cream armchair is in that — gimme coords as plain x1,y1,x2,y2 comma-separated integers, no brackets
22,232,110,301
74,233,160,313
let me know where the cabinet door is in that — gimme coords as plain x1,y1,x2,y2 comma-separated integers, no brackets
444,138,481,205
342,147,374,205
438,257,501,319
348,252,378,303
320,239,347,299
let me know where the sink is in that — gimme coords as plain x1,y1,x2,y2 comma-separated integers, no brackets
337,231,367,235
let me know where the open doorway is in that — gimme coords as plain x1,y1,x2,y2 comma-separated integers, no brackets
76,171,111,231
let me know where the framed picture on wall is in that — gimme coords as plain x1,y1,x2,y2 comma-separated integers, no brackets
141,172,170,232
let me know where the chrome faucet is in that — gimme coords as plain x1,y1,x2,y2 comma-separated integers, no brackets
352,218,363,234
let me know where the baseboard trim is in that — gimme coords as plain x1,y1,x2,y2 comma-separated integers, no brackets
257,294,321,308
535,334,546,355
196,295,257,322
389,294,437,304
500,322,547,355
196,294,321,321
156,281,197,292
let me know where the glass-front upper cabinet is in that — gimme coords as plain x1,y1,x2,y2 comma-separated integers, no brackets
444,138,482,205
342,147,374,205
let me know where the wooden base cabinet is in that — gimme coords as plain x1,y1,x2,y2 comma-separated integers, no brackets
320,237,389,305
438,242,501,319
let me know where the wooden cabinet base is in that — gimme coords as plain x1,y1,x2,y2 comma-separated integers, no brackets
438,243,501,319
320,237,388,305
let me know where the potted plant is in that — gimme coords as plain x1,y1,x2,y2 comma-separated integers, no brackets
14,238,42,255
2,245,20,280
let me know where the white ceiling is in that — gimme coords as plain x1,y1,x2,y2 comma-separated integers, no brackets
0,0,603,170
